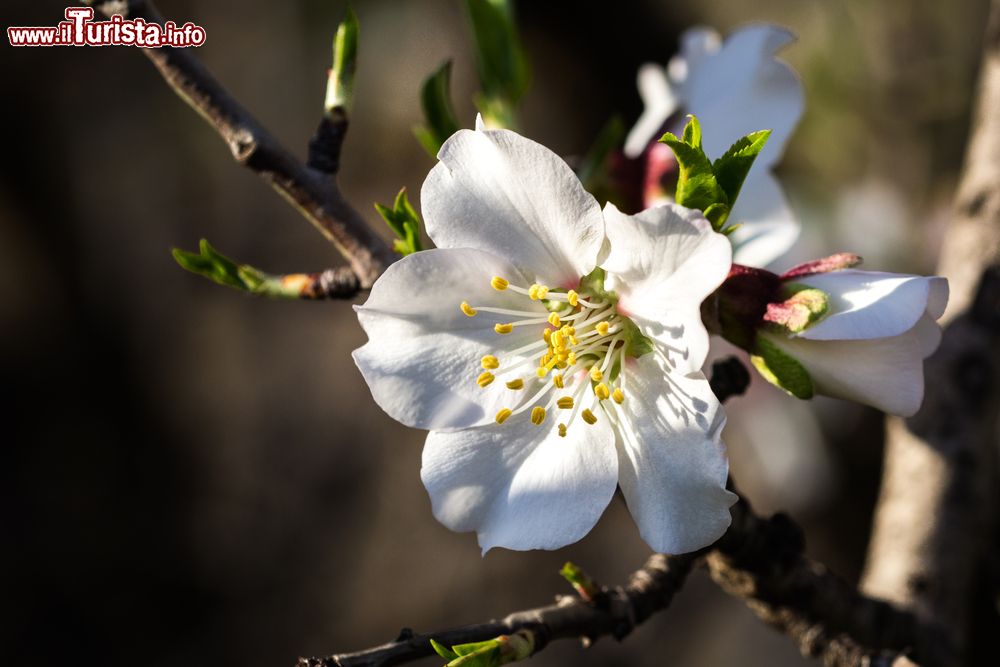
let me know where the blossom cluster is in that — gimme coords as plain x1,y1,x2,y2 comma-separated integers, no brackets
353,25,947,555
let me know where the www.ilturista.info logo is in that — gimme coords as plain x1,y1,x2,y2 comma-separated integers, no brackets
8,8,206,48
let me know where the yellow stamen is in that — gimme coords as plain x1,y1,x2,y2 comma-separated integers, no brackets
594,383,610,400
551,331,565,348
536,285,550,299
567,290,579,307
557,397,574,409
582,409,598,425
543,329,552,344
506,379,524,390
460,301,477,317
596,321,610,336
481,355,499,369
477,372,495,388
567,352,577,365
558,423,567,437
531,406,547,425
548,313,561,327
495,408,512,424
590,367,603,382
528,284,541,300
612,388,625,404
553,374,565,389
491,276,509,291
494,323,513,334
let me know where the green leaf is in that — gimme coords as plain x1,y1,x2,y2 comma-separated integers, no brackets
750,335,814,399
414,60,461,157
681,113,702,149
375,188,424,256
712,129,771,208
465,0,529,127
324,8,359,113
431,639,460,661
559,562,601,601
659,126,729,220
172,239,303,298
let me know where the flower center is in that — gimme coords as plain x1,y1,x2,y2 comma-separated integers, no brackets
461,271,646,436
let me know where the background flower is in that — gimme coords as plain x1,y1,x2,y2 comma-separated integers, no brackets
624,24,805,268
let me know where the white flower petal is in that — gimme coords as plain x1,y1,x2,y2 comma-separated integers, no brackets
682,25,803,166
610,355,735,554
764,326,934,417
421,127,606,287
677,26,723,74
354,248,547,430
623,64,679,158
601,203,732,371
794,271,948,341
421,417,618,553
728,170,800,267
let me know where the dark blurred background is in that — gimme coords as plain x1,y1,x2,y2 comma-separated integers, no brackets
2,1,991,665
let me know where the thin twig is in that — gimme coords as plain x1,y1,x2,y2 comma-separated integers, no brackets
83,0,395,290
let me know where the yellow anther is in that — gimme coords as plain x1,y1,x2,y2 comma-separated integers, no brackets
570,336,579,346
551,331,565,348
495,408,513,424
590,367,603,382
553,374,565,389
491,276,509,291
495,323,513,334
536,367,548,378
531,406,547,425
477,372,495,388
536,285,549,299
563,325,575,336
543,329,552,343
567,290,579,307
528,284,541,300
460,301,477,317
556,361,568,369
481,355,499,369
558,423,568,437
582,409,598,425
596,321,610,336
612,388,625,404
506,379,524,390
548,313,561,327
594,383,610,400
567,352,577,365
557,397,574,409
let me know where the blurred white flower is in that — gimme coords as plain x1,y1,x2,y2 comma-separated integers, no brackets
354,122,736,554
625,25,804,268
759,268,948,416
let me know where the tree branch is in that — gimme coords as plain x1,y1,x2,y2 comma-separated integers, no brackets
84,0,395,290
861,1,1000,664
708,495,918,666
297,359,924,667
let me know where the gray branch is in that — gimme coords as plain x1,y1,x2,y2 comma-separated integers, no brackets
84,0,395,291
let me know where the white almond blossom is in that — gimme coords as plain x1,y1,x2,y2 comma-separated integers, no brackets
624,25,804,267
353,123,736,554
759,269,948,416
